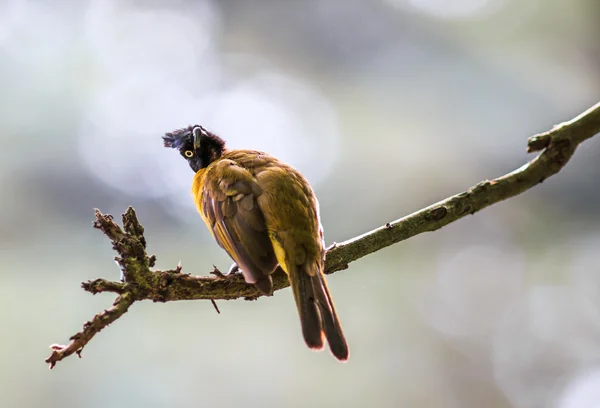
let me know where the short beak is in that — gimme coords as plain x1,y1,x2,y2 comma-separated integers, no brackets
193,127,202,150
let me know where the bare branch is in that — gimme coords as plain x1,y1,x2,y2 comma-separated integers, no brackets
527,102,600,152
46,101,600,368
45,292,134,369
325,102,600,274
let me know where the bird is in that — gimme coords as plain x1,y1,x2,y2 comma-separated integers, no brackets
163,125,349,361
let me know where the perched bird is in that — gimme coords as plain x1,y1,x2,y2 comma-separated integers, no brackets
163,125,349,361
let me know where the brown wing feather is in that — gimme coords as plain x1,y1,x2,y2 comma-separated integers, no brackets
200,159,278,294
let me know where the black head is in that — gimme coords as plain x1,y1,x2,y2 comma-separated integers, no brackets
163,125,226,173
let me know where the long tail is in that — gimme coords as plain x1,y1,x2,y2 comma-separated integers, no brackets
290,264,349,362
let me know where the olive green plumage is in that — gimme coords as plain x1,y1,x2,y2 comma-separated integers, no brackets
163,125,349,361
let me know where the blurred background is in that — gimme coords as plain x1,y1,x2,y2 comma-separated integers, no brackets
1,0,599,407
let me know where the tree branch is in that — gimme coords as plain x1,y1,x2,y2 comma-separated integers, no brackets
46,101,600,368
47,293,134,369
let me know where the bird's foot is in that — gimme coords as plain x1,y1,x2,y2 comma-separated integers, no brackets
325,242,337,252
228,263,241,276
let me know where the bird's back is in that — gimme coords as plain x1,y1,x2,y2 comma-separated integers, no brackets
211,150,324,268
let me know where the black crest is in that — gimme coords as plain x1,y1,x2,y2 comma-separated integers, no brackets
163,125,226,172
163,126,195,150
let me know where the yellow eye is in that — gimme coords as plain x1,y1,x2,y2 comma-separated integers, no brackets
184,150,194,158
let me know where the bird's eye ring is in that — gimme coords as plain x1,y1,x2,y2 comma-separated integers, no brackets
184,150,194,158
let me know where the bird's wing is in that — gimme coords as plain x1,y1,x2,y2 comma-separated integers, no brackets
200,158,278,294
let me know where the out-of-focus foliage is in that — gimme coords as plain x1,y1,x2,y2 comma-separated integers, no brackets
1,0,599,407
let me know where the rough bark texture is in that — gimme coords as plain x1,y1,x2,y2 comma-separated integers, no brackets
46,102,600,368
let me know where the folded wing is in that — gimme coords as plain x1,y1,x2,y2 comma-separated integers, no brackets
200,159,278,295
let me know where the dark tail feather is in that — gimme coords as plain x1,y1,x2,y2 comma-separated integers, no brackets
291,268,324,350
291,264,349,361
310,271,349,362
